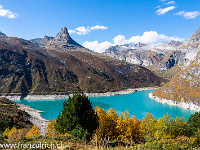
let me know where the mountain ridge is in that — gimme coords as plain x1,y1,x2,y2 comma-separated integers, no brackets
0,27,165,96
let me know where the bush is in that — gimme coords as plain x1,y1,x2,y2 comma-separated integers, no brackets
26,125,40,138
7,127,17,140
3,127,28,140
55,94,98,140
188,112,200,131
0,115,13,133
140,113,194,142
3,128,10,139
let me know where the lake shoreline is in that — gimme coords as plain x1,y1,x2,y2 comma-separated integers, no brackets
3,87,157,101
149,93,200,112
4,87,156,134
17,104,49,135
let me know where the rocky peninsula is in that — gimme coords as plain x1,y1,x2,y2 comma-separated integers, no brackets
17,104,49,135
149,93,200,112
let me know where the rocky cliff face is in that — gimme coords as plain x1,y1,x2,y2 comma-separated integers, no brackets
104,41,184,75
0,28,165,95
152,28,200,106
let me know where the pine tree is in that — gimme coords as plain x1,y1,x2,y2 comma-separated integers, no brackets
55,94,98,139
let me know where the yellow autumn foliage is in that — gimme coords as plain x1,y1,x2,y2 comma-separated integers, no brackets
26,125,40,138
95,107,142,142
7,127,17,140
95,107,118,138
3,128,10,138
140,113,156,142
140,113,194,142
3,127,29,140
116,110,142,142
45,119,57,138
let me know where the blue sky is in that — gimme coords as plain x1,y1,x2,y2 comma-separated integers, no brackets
0,0,200,52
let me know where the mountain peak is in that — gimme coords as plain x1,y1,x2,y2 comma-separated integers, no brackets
0,31,6,36
187,27,200,42
31,27,83,48
192,27,200,38
182,27,200,48
55,27,70,41
60,27,68,34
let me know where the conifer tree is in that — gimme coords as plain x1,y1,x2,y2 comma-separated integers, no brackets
55,94,98,139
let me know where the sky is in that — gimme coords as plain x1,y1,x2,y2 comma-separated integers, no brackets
0,0,200,53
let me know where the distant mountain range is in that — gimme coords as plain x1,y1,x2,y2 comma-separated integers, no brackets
105,40,182,67
0,27,165,96
104,33,199,79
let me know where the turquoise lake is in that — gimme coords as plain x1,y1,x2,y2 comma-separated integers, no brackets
13,90,196,121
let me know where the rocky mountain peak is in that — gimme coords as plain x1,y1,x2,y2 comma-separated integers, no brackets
55,27,70,41
187,27,200,43
191,27,200,39
30,27,83,49
47,27,82,48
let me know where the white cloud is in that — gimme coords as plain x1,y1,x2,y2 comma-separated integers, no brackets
83,31,184,53
69,25,108,35
75,26,91,35
90,25,108,30
128,31,184,43
68,30,76,34
83,41,113,53
166,1,176,5
175,11,200,19
113,35,128,45
0,4,18,19
156,6,176,15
